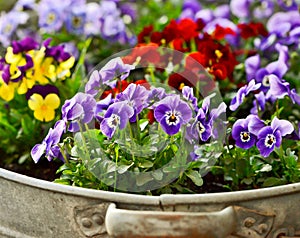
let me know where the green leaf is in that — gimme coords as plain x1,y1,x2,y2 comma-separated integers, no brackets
117,163,133,174
152,170,163,181
136,173,153,186
18,153,30,164
139,160,154,168
186,170,203,187
262,177,286,187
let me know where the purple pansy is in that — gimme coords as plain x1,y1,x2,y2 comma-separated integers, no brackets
85,58,134,94
245,54,260,82
266,74,300,105
182,86,198,112
62,92,96,132
147,87,167,108
154,95,192,136
230,0,253,19
115,83,149,122
43,39,71,61
11,37,39,54
0,11,29,46
65,5,86,35
230,79,261,111
232,115,258,149
250,91,266,114
37,0,68,32
186,109,212,142
181,0,202,19
98,1,128,43
252,44,289,92
31,120,66,163
250,117,294,157
266,11,300,45
94,94,114,123
100,101,134,138
277,0,298,11
253,0,274,19
186,94,226,142
100,57,135,87
13,0,35,11
85,2,102,36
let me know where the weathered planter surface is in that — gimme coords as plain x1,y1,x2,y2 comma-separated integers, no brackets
0,167,300,238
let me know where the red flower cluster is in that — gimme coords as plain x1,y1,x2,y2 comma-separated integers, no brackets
237,22,268,39
137,18,238,84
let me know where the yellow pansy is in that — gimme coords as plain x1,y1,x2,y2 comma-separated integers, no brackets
28,93,60,122
5,47,26,66
0,81,18,101
27,48,54,84
17,77,35,94
55,56,75,80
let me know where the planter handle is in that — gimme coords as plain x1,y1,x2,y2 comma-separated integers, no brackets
105,204,275,238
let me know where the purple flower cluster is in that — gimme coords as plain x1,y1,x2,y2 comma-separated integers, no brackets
0,0,136,46
230,42,300,115
37,0,135,43
31,55,227,162
232,116,294,157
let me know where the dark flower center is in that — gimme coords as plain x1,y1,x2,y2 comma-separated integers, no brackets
265,134,276,148
262,76,270,87
108,114,120,128
197,121,205,134
72,16,82,28
240,131,250,142
166,111,180,126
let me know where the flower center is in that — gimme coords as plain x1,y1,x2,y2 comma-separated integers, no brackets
72,16,82,28
264,134,276,148
262,75,270,87
283,0,293,7
260,1,268,9
4,24,12,34
197,121,205,134
41,104,48,111
47,13,56,25
240,131,250,142
166,111,180,126
215,50,223,59
107,114,120,128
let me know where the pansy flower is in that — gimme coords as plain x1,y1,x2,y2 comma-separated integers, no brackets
249,117,294,157
115,83,149,122
100,101,134,138
28,93,60,122
230,79,261,111
61,92,97,132
31,120,66,163
154,95,192,135
232,115,258,149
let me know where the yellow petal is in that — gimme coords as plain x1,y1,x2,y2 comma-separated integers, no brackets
43,109,55,122
28,94,43,110
44,93,60,109
9,65,22,80
5,47,21,64
17,78,35,94
33,108,45,121
34,108,55,122
60,56,75,69
0,83,15,101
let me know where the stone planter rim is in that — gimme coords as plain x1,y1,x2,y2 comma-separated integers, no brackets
1,167,300,205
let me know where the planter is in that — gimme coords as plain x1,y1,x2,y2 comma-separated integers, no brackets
1,168,300,238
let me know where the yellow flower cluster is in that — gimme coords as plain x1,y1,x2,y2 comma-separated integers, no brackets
0,39,75,122
0,46,75,102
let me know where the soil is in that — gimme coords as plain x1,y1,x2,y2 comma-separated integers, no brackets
0,159,61,181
